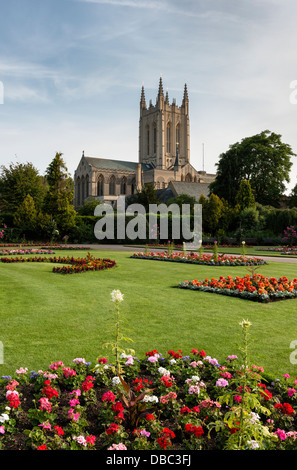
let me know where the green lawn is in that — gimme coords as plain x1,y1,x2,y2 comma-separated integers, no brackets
1,248,297,379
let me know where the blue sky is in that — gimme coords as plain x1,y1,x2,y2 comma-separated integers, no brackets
1,0,297,193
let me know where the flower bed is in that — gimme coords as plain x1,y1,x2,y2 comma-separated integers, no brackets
0,243,91,250
178,274,297,303
0,249,55,256
0,254,116,274
0,343,296,450
131,251,267,266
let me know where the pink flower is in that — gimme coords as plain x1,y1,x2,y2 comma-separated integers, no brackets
49,361,64,370
68,409,80,421
69,398,80,407
147,356,158,363
125,356,134,366
0,426,5,434
108,443,127,450
283,374,290,379
274,428,287,441
39,397,51,412
288,388,297,397
38,421,52,431
216,378,228,387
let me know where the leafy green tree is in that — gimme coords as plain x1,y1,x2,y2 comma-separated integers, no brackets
209,130,295,207
202,193,224,236
134,183,161,212
0,162,47,212
77,197,101,216
13,194,37,234
43,152,76,233
235,180,255,211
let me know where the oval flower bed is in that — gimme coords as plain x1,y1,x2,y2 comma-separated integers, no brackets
131,251,267,266
0,254,116,274
0,342,297,450
178,274,297,303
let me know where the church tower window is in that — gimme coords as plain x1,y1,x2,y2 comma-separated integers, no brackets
166,123,171,154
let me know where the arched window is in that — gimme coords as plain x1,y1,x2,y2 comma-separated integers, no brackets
176,123,180,147
153,123,157,154
185,173,192,182
81,176,85,201
109,175,116,195
120,176,127,195
97,174,104,196
146,125,150,156
86,174,89,198
166,122,171,154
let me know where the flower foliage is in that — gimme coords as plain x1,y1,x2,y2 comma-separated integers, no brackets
131,251,267,266
0,347,297,450
178,274,297,303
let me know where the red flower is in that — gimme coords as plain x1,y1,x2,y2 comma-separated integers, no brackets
191,349,206,357
82,376,95,392
54,425,64,436
160,376,173,387
86,435,96,446
180,406,191,414
146,350,159,356
168,350,183,359
145,414,156,421
102,391,116,402
106,423,120,435
42,383,59,400
157,428,175,450
7,392,21,408
185,423,204,438
37,445,47,450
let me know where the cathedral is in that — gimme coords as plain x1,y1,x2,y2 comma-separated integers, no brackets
74,78,215,208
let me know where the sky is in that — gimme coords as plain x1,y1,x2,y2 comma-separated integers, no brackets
1,0,297,193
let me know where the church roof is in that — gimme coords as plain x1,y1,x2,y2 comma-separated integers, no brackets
169,181,210,201
84,156,153,172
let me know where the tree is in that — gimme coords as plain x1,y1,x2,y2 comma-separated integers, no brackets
202,193,224,236
235,180,255,211
0,162,47,212
13,194,37,232
209,130,295,207
77,197,101,216
43,152,76,233
133,183,161,212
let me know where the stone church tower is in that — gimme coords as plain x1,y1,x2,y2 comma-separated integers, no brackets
73,78,216,207
139,77,190,170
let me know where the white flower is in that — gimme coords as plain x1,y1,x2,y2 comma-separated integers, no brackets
143,395,159,403
169,359,176,365
191,375,200,382
247,440,259,449
110,290,124,303
158,367,170,376
0,413,9,423
249,412,260,424
112,376,121,386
